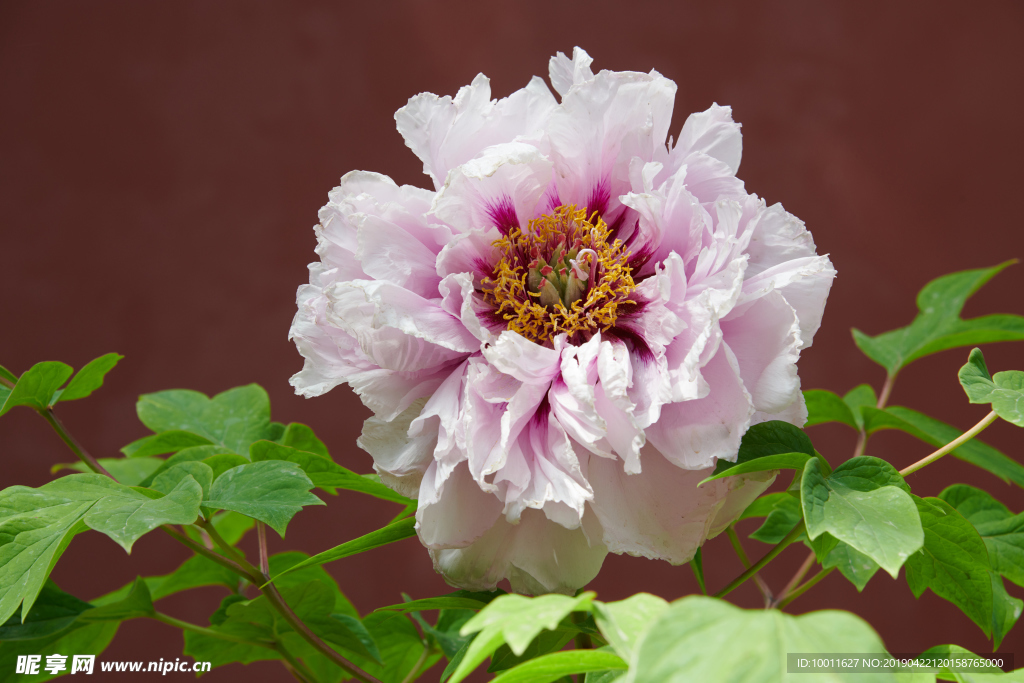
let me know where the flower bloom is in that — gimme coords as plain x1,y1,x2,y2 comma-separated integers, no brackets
290,48,835,594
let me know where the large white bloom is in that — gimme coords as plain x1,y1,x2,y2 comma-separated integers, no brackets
291,48,835,594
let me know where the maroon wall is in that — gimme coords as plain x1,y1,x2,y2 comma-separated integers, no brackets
2,1,1023,679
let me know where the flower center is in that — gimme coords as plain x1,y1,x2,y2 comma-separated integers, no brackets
482,205,635,344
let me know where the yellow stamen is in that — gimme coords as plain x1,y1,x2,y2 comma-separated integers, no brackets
481,205,635,344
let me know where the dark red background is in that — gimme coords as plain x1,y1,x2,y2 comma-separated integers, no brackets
2,1,1023,679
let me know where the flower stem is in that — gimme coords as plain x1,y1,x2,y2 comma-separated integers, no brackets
775,567,835,610
715,522,804,599
770,550,816,608
38,408,114,478
899,410,998,477
725,527,772,605
257,521,270,576
151,611,275,648
853,371,898,458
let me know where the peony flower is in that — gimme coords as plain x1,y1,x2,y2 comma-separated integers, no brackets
290,48,835,595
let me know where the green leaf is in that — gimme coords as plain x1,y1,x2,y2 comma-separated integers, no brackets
448,592,595,683
250,440,412,505
77,577,154,622
52,353,122,404
592,594,669,661
268,551,358,618
843,384,878,431
152,461,213,499
904,496,995,640
864,406,1024,488
121,430,214,458
959,348,1024,427
701,453,811,485
204,461,323,536
852,262,1024,374
0,620,119,683
51,457,164,486
354,611,442,683
917,645,1004,680
738,492,792,521
0,361,73,417
0,365,17,384
817,536,880,591
147,553,240,601
749,495,803,544
490,650,627,683
488,627,578,673
203,452,250,480
277,422,331,459
804,389,858,429
801,457,923,577
136,385,274,455
990,573,1023,649
0,582,92,641
269,517,417,584
940,485,1024,589
711,420,815,476
135,445,226,486
632,595,901,683
377,592,498,614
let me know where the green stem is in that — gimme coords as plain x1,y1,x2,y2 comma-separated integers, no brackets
275,644,321,683
257,521,270,576
715,522,804,599
398,646,431,683
195,516,247,563
725,527,772,605
876,372,897,410
775,567,835,610
771,550,816,608
38,408,114,479
900,410,998,477
151,611,275,648
160,525,259,583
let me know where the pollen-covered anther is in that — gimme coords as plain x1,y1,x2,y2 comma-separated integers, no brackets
481,205,636,344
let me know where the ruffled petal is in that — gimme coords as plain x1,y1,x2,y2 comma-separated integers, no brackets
548,47,595,98
587,445,775,564
431,142,554,236
429,508,607,595
644,345,754,470
396,75,557,190
675,103,743,175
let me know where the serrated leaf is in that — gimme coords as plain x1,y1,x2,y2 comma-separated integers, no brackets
51,457,164,486
864,406,1024,488
250,440,412,505
804,389,858,429
448,592,595,683
959,348,1024,427
632,596,899,683
592,594,668,661
0,361,73,417
136,385,274,455
53,353,122,404
121,430,214,458
269,517,417,584
853,262,1024,374
712,420,815,475
205,461,323,536
490,649,627,683
801,458,922,577
904,496,996,640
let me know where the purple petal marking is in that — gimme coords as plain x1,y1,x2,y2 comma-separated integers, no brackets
606,323,655,363
586,178,610,218
529,393,552,427
486,196,519,236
